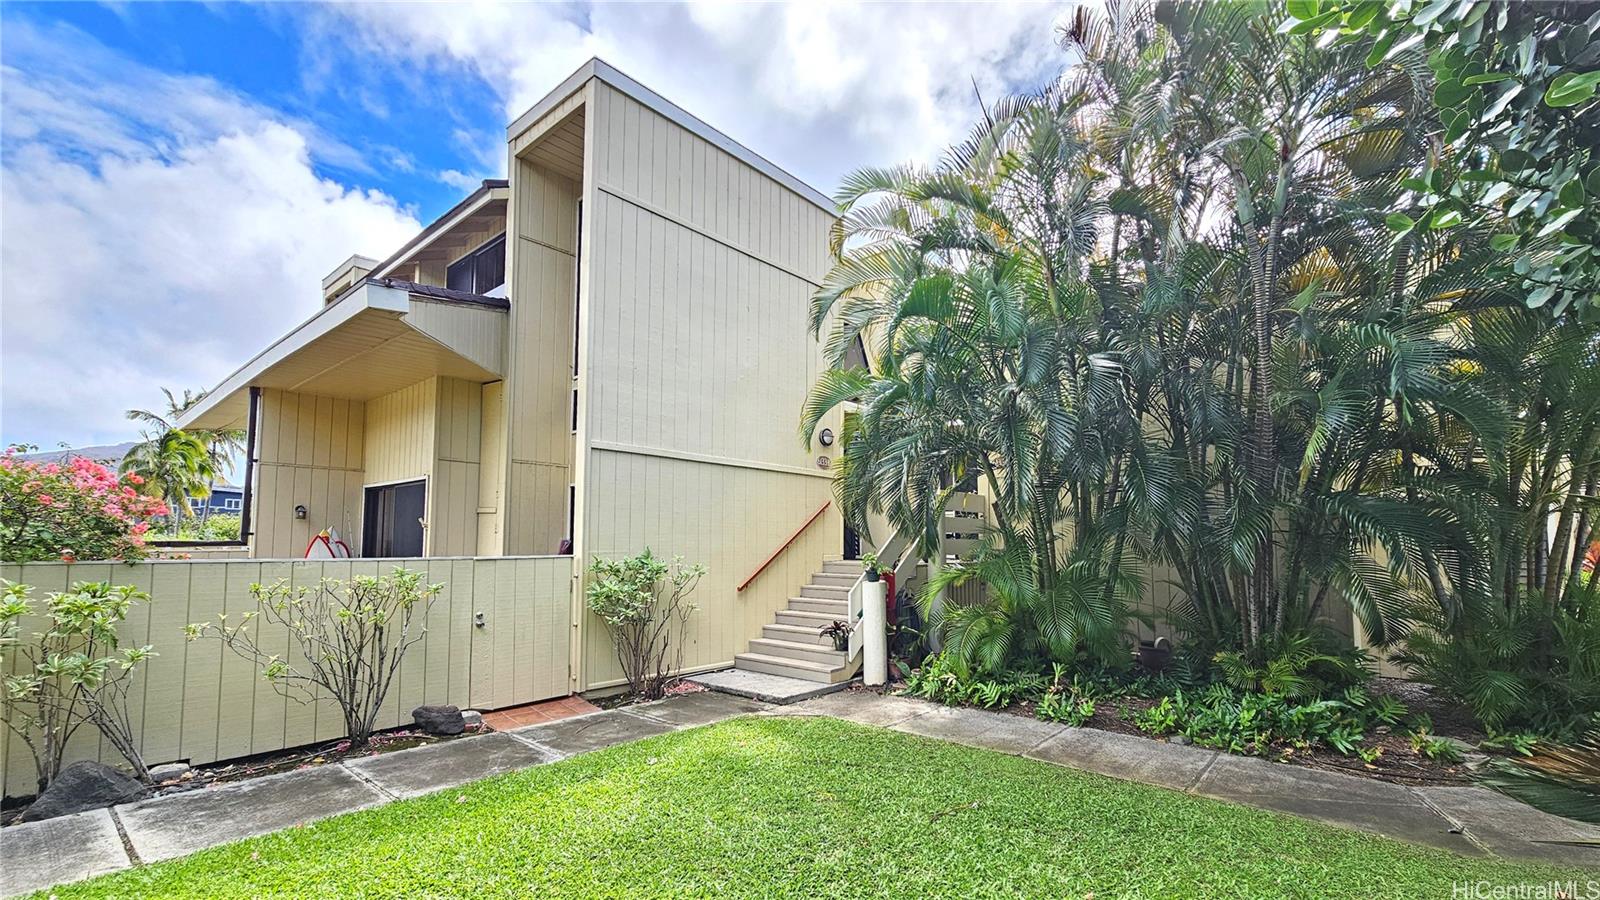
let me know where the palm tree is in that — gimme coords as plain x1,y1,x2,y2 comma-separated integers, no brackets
126,388,245,535
120,429,216,535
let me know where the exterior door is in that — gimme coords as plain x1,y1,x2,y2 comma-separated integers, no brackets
843,522,861,560
363,480,425,557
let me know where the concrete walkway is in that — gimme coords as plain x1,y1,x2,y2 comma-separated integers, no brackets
769,691,1600,870
0,691,768,898
3,688,1595,896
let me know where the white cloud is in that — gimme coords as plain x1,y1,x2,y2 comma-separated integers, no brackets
301,1,1074,195
0,21,421,448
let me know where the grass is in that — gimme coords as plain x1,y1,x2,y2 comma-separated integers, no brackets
47,716,1580,898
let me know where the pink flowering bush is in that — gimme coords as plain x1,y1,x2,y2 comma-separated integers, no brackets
0,452,168,563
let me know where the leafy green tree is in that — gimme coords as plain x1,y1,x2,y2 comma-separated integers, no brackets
1289,0,1600,319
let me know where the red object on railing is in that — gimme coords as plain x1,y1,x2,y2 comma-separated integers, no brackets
737,500,831,592
884,570,896,622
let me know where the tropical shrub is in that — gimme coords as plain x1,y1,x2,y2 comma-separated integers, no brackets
0,580,157,791
0,453,167,562
901,651,1046,709
1132,682,1405,759
1479,736,1600,825
186,569,441,747
1212,631,1374,700
1397,589,1600,736
585,549,706,701
173,513,242,543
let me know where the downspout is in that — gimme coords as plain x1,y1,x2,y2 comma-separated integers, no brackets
239,386,260,554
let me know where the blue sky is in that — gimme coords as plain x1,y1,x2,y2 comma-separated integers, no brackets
1,1,1072,450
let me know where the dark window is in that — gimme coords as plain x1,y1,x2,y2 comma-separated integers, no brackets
362,480,425,557
446,234,506,294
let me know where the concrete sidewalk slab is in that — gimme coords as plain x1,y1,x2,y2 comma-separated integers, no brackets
772,690,931,727
1194,753,1417,805
0,808,129,897
628,691,769,727
345,732,555,799
1192,755,1480,854
1419,786,1600,866
1026,728,1218,792
117,764,385,862
892,704,1063,754
513,710,675,757
688,668,851,704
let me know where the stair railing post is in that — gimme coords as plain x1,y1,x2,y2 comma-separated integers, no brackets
862,572,888,687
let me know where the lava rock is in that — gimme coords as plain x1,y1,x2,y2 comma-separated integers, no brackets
412,704,466,736
21,761,150,822
148,762,191,783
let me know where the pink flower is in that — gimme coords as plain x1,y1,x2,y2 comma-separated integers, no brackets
126,473,144,485
37,494,54,506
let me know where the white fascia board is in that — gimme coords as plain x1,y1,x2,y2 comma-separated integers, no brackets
506,57,837,215
176,283,410,430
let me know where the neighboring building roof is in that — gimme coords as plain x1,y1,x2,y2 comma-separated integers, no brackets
509,58,835,214
17,441,138,466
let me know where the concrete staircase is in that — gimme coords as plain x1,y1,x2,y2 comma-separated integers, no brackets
732,560,860,683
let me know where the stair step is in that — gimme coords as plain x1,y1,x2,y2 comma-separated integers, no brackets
734,652,851,684
811,572,857,587
821,560,860,575
800,584,850,599
762,622,836,645
775,609,849,628
789,597,848,615
748,638,848,666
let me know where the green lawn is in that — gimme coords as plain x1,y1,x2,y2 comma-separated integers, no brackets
49,716,1577,898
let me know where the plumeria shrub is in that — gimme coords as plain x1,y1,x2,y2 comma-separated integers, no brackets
0,580,157,791
585,549,706,701
0,452,167,562
186,569,442,747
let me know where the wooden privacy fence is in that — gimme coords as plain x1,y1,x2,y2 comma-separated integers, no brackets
0,555,573,800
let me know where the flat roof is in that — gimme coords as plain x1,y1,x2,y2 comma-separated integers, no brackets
507,58,835,214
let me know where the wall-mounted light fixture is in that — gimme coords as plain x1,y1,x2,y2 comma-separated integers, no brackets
294,504,308,520
819,428,834,447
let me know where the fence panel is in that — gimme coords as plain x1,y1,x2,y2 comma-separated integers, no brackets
0,555,572,800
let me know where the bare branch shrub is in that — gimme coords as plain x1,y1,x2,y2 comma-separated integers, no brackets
186,568,441,746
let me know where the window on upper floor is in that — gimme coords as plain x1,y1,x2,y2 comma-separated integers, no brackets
446,234,506,295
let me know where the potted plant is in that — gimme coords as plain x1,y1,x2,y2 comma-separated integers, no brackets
861,551,880,582
819,619,853,652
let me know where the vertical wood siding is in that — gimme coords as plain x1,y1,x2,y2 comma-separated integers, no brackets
252,390,366,558
0,556,572,800
580,450,840,689
477,382,507,555
572,82,840,689
502,156,579,556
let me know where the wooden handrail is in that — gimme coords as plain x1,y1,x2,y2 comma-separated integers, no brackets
737,500,831,592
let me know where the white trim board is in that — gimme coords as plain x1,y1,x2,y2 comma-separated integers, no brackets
506,58,836,215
